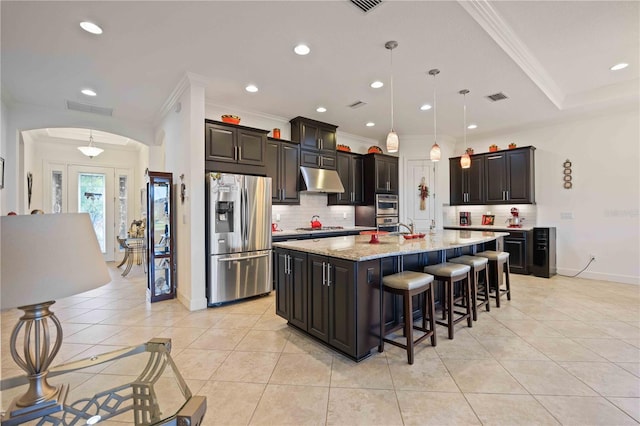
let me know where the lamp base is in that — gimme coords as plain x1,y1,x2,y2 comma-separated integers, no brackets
1,384,68,426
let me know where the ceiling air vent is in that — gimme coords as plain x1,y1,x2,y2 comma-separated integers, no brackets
350,0,382,13
66,100,113,116
348,100,367,109
486,92,509,102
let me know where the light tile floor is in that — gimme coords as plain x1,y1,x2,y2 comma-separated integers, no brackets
1,264,639,425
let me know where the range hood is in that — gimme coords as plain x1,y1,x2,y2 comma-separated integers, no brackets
300,166,345,193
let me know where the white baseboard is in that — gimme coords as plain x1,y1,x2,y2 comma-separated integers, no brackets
556,268,639,285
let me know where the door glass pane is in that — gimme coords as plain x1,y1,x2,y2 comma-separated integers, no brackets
153,180,170,256
78,173,106,253
118,175,128,239
51,170,63,213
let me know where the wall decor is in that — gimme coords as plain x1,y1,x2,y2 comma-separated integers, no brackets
563,159,572,189
0,157,4,189
180,174,186,204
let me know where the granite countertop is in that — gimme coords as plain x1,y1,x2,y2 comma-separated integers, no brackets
444,224,534,231
272,226,376,238
273,229,509,262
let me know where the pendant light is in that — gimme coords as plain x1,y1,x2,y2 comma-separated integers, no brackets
459,89,471,169
77,130,104,158
385,41,399,153
428,69,441,161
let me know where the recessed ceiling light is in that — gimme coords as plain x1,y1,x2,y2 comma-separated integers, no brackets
316,106,327,113
370,81,384,89
610,62,628,71
245,84,258,93
467,124,478,129
80,21,103,35
366,122,375,127
294,44,310,55
420,104,432,111
81,89,97,97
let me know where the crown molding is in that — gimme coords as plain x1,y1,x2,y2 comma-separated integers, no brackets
154,72,209,126
204,100,291,124
458,0,565,110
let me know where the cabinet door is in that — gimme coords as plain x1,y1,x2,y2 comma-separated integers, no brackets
504,236,527,274
374,160,389,192
300,150,320,168
319,154,337,170
206,124,236,163
352,155,364,204
265,141,280,201
237,130,265,166
289,251,308,330
281,143,300,204
307,255,329,341
331,153,351,205
299,122,320,150
319,127,336,152
328,258,356,356
275,250,289,319
506,150,532,203
387,158,399,193
466,156,485,204
485,153,507,203
449,158,465,205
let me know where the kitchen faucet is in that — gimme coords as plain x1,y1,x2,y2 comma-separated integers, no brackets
398,219,415,235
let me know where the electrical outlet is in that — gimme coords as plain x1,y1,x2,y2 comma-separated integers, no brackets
276,213,281,221
590,254,596,261
343,212,347,219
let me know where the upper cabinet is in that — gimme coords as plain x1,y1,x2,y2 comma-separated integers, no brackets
363,153,398,203
484,147,535,204
205,120,269,174
328,152,364,205
290,116,338,170
449,146,535,205
266,138,300,205
449,156,484,205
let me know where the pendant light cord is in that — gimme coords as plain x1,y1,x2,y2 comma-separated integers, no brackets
463,93,467,146
390,48,394,131
432,74,437,143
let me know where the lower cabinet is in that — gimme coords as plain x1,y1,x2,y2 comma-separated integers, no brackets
275,249,308,330
274,248,380,360
504,230,532,274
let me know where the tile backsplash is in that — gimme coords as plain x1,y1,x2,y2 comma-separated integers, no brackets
272,193,354,230
443,204,537,227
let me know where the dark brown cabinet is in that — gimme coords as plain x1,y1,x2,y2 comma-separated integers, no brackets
275,249,308,330
504,230,532,274
363,153,398,204
449,146,535,205
290,116,338,170
484,147,535,204
146,171,176,303
449,156,485,205
328,152,364,205
205,120,268,173
307,254,356,357
266,138,300,205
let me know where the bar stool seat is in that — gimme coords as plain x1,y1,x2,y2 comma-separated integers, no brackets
449,255,490,321
379,271,436,364
476,250,511,307
423,263,473,339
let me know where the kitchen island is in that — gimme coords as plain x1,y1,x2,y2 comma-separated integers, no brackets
273,229,508,361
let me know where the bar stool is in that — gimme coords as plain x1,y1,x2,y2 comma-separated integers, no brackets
423,263,473,339
449,255,490,321
476,250,511,307
379,271,437,364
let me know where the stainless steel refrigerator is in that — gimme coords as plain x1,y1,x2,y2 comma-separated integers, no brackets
206,173,272,305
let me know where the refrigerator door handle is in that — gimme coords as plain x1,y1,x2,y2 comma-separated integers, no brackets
244,187,249,246
217,252,271,262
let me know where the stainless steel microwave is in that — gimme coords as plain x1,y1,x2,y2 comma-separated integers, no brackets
375,194,399,216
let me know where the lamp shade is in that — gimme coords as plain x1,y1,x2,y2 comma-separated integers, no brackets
430,143,441,161
77,146,104,158
386,130,399,153
1,213,110,309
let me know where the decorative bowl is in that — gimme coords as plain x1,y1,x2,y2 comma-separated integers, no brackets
221,115,241,125
403,233,426,240
367,146,383,154
337,144,352,152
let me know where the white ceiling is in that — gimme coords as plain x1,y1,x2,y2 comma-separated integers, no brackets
2,1,638,144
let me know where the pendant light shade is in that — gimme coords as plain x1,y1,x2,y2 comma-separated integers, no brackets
428,69,441,161
385,41,399,153
460,89,471,169
78,130,103,158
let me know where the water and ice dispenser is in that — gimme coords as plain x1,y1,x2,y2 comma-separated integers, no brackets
215,201,234,233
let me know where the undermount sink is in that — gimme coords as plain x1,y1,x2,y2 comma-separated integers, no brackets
296,226,345,231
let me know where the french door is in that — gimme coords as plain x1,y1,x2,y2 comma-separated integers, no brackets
405,159,436,232
46,162,133,262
